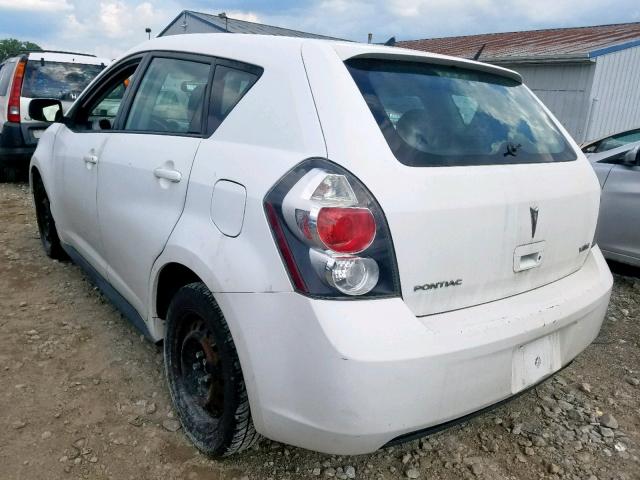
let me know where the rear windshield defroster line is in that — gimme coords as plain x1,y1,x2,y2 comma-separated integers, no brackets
346,58,577,167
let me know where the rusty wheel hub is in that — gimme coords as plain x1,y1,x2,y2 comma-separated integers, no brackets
179,320,224,417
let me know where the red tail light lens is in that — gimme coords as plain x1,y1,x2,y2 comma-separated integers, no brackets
316,207,375,254
8,58,27,123
264,158,400,299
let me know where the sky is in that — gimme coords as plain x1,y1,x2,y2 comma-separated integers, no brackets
0,0,639,60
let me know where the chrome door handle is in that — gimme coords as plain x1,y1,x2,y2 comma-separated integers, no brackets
83,154,98,165
154,167,182,183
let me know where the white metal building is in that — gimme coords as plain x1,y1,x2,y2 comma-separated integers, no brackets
398,23,640,143
158,10,342,41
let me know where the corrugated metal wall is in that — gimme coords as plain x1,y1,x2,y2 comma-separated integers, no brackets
501,63,596,142
587,45,640,141
161,13,221,36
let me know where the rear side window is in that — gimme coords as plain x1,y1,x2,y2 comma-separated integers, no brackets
125,57,211,135
0,60,16,96
208,65,259,132
346,58,576,167
21,60,104,100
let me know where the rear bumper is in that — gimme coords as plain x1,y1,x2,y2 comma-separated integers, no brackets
216,246,612,454
0,121,48,164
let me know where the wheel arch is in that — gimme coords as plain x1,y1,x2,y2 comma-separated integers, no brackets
30,164,43,191
155,262,204,321
148,249,267,436
148,246,221,341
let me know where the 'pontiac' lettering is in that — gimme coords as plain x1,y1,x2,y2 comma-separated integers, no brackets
414,279,463,292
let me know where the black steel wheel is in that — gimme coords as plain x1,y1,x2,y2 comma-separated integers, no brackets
32,173,67,260
164,282,259,457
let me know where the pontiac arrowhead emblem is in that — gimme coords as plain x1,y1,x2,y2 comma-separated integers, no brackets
530,206,539,238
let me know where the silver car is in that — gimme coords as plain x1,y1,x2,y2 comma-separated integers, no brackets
591,141,640,267
582,127,640,155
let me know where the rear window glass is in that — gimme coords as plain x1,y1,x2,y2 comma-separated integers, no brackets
21,60,105,101
346,58,576,167
208,65,259,132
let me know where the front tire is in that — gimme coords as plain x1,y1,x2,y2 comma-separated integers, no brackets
164,282,259,457
32,174,67,260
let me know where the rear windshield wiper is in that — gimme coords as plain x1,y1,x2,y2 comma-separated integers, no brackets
504,142,522,157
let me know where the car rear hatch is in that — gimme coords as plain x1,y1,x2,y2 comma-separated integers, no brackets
379,159,598,316
302,44,601,316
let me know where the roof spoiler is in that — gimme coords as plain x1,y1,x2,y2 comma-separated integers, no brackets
20,49,97,58
341,51,523,83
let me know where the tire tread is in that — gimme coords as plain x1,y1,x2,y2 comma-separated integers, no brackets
165,282,260,457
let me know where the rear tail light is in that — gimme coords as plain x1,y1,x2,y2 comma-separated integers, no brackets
264,158,400,298
8,57,27,123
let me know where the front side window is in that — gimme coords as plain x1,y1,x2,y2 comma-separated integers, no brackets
90,77,131,120
71,61,139,131
21,60,104,101
125,57,211,135
346,58,577,167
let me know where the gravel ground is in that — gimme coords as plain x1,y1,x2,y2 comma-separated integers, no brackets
1,181,639,480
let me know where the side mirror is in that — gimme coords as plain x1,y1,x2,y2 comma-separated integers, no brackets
622,145,640,166
28,98,63,123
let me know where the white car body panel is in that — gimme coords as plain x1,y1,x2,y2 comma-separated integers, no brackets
215,246,610,454
54,127,110,276
301,41,600,316
97,134,202,316
30,34,612,455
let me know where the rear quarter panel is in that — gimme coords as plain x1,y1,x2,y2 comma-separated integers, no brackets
148,43,327,339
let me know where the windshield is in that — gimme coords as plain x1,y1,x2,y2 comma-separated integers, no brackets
346,58,576,167
21,60,105,101
596,129,640,153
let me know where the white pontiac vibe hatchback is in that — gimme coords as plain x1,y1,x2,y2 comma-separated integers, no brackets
29,34,613,456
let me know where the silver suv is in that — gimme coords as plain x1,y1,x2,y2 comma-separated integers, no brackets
0,50,107,180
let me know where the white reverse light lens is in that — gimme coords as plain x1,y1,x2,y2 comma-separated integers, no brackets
310,173,357,206
310,249,379,296
330,256,379,296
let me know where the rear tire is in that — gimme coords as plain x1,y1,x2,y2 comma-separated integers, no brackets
164,282,259,457
32,174,67,260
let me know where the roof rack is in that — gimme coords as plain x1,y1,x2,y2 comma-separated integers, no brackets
21,49,97,57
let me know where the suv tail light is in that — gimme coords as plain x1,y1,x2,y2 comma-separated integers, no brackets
7,57,27,123
265,158,400,298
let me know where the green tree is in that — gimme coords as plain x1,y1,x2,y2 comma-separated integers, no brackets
0,38,42,62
